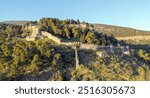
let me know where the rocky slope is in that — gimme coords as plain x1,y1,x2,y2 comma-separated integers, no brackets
93,24,150,37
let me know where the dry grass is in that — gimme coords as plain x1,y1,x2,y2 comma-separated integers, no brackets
116,35,150,40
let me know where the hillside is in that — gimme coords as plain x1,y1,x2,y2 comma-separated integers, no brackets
3,21,150,37
0,18,150,81
93,24,150,37
1,21,30,26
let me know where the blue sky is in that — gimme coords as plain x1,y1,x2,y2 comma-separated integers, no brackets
0,0,150,30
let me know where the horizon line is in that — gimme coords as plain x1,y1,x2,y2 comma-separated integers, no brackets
0,19,150,31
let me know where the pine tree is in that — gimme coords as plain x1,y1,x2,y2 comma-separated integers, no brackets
5,25,13,39
64,27,71,39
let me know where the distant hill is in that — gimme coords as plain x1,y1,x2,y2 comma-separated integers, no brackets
93,24,150,37
1,21,30,26
2,20,150,37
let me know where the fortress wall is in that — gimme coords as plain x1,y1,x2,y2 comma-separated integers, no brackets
41,31,61,44
79,44,103,51
25,25,130,55
26,36,35,41
69,24,89,29
61,42,73,46
61,42,79,46
24,25,39,35
79,44,129,53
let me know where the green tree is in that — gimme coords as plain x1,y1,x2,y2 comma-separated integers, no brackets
133,66,146,81
74,29,80,38
5,25,13,39
138,50,150,62
77,19,80,24
62,20,68,26
1,42,13,57
12,41,29,65
29,54,41,72
49,71,63,81
85,31,96,44
71,64,96,81
64,27,71,39
54,53,61,60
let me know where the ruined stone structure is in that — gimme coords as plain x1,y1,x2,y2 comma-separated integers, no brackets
61,41,80,47
79,44,99,51
25,24,43,41
79,44,114,51
41,31,61,44
69,23,94,30
73,47,79,68
25,25,61,44
69,24,88,29
25,24,131,67
79,43,110,51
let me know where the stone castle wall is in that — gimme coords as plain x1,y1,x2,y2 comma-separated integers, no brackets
79,43,130,55
61,42,79,46
69,24,89,29
41,31,61,44
79,44,100,51
25,25,61,44
79,44,112,51
25,25,39,34
25,25,130,55
25,25,41,41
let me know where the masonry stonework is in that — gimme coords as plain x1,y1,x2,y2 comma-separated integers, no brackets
25,24,131,67
41,31,61,44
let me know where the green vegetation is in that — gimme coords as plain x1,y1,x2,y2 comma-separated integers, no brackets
0,38,75,80
74,50,150,81
0,18,150,81
138,49,150,63
93,24,150,37
39,18,118,46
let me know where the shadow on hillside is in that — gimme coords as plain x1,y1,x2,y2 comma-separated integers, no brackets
78,50,97,66
129,44,150,53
